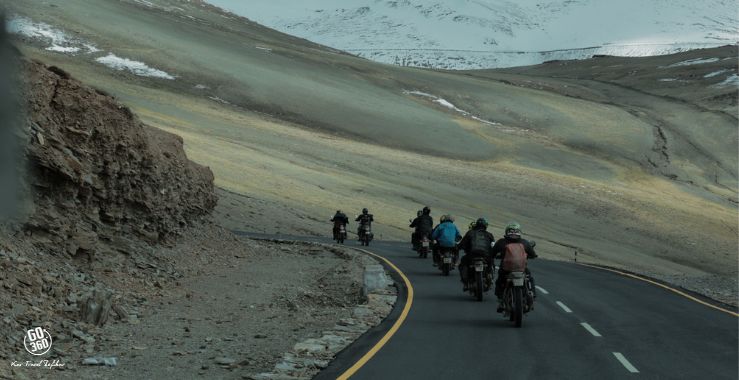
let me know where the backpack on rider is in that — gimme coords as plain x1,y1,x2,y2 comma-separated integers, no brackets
468,228,492,256
501,241,527,271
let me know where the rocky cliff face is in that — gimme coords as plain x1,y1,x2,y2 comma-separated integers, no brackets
20,60,217,257
0,60,218,374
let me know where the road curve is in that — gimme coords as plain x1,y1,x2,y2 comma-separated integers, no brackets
321,240,738,380
233,233,737,379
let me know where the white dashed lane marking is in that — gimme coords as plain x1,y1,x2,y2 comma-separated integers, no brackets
535,286,549,294
556,301,572,313
613,352,639,373
580,322,602,337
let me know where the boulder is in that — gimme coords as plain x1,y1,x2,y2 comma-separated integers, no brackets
362,264,390,296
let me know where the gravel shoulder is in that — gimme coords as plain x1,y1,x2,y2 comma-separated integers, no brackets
2,222,393,380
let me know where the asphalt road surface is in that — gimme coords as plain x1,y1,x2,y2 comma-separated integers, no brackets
235,233,738,380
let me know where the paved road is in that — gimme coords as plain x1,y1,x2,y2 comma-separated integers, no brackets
235,233,738,379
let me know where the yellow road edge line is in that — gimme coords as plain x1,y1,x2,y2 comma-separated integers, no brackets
577,262,738,318
337,248,414,380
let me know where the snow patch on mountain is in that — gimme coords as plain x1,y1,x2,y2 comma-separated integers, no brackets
704,69,731,78
403,90,506,128
95,54,176,79
206,0,739,69
714,74,739,87
6,16,99,55
6,15,176,80
666,57,721,67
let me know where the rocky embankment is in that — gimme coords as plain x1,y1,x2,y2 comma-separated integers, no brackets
22,60,217,252
1,60,395,380
0,59,217,378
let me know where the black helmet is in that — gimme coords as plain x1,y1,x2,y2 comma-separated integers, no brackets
336,210,341,214
422,206,430,215
416,210,422,217
362,208,368,214
475,217,488,229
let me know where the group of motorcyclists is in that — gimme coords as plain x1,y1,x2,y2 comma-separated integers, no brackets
330,206,537,314
331,208,374,245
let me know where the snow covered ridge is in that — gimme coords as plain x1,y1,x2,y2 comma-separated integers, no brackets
206,0,739,69
353,43,728,70
6,15,175,80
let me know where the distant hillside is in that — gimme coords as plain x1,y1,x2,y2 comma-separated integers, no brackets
206,0,739,69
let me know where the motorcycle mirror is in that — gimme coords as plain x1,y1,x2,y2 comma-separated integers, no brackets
530,240,537,248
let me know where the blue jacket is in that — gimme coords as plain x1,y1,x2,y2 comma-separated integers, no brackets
432,221,462,248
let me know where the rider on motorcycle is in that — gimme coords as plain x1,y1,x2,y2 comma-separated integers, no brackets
409,206,433,250
458,218,495,291
330,210,349,240
492,222,537,312
431,214,462,265
409,210,422,248
355,208,374,239
430,215,445,266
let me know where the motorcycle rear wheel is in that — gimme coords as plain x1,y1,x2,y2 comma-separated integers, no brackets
475,271,484,302
504,289,514,321
514,287,523,328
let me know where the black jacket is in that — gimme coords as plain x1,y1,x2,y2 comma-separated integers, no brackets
409,214,433,233
356,214,374,225
331,212,349,225
459,227,495,255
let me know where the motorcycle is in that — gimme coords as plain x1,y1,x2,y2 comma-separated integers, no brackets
501,271,535,327
334,224,347,244
418,236,430,258
409,220,418,251
438,246,457,276
501,241,536,327
466,256,492,302
359,224,373,246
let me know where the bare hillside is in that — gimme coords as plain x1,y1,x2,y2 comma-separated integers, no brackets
3,0,736,305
